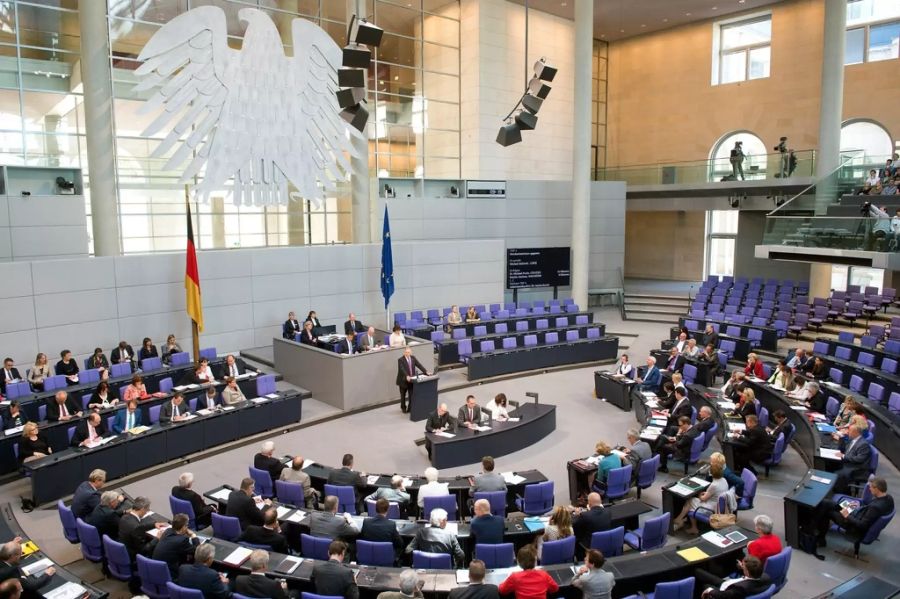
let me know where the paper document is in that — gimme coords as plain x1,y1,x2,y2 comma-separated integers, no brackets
285,510,306,523
819,448,842,460
501,472,526,485
815,423,837,433
506,417,521,422
810,475,832,484
669,483,699,497
275,506,292,519
43,582,88,599
701,531,732,548
823,381,840,388
641,392,657,398
717,401,736,410
790,405,808,411
196,408,213,416
302,459,315,469
584,456,600,465
21,558,52,577
210,488,232,501
611,449,627,458
676,547,710,562
266,393,280,399
129,425,150,435
747,376,764,383
221,406,235,411
434,431,455,438
644,400,659,408
366,475,380,485
4,426,23,436
223,546,253,566
728,423,746,432
20,541,39,557
146,524,171,539
402,477,414,488
473,425,492,432
444,522,459,535
251,397,269,404
689,477,711,488
456,570,470,584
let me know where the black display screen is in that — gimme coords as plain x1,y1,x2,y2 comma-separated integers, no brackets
506,247,571,289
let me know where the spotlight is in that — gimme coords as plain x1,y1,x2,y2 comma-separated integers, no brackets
528,77,552,99
515,110,537,131
338,68,366,88
533,58,557,82
350,18,384,47
496,54,557,146
340,101,369,133
496,123,522,146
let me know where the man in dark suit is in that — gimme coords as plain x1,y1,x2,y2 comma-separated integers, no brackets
397,347,429,413
0,540,55,599
663,347,684,373
449,560,500,599
110,341,135,368
655,416,700,473
338,332,357,355
226,477,271,530
312,541,359,599
254,441,286,483
85,490,123,540
179,364,206,386
425,403,457,459
46,390,82,422
457,395,483,428
235,549,291,599
72,469,108,518
326,454,367,508
812,477,894,546
572,493,611,558
112,400,143,434
176,544,231,599
70,412,108,447
218,354,246,379
359,498,403,559
159,393,190,425
666,387,693,433
833,423,873,494
283,312,302,340
469,499,504,545
344,313,366,335
702,325,719,350
695,406,715,435
767,410,794,445
119,496,164,559
729,414,770,474
237,509,289,554
151,514,200,579
172,472,216,529
0,359,21,395
699,555,771,599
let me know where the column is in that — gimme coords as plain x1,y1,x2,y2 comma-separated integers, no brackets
814,0,847,215
79,0,120,255
569,0,592,308
348,0,371,243
808,263,833,300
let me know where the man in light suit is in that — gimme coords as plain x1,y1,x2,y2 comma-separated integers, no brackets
112,400,142,434
309,496,359,541
344,313,366,335
834,423,873,493
338,332,357,355
159,393,190,425
457,395,483,428
470,456,507,494
358,327,379,351
364,475,411,517
637,356,661,392
396,347,428,413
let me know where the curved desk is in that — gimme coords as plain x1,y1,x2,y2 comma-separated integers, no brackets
426,403,556,468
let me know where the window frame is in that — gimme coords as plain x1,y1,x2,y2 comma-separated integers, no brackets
845,18,900,64
711,12,773,86
705,210,739,279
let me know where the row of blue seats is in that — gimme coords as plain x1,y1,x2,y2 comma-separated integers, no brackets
428,315,593,342
396,300,580,327
457,328,604,363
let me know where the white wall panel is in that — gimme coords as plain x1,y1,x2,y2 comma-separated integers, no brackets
34,289,118,328
8,195,86,227
37,320,120,359
11,226,87,259
249,247,310,276
116,283,183,318
0,330,37,364
115,253,182,287
33,256,115,294
251,273,311,303
198,277,253,308
0,297,35,332
0,262,32,298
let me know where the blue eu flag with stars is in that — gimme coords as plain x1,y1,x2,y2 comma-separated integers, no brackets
381,205,395,309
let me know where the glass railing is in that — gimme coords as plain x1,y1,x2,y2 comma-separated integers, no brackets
593,149,816,186
762,215,899,252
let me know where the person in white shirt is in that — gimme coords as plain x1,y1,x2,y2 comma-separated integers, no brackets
785,348,807,370
389,324,407,348
614,354,634,378
417,467,449,509
484,393,510,421
682,338,700,358
864,169,880,188
197,357,215,382
788,380,818,401
674,332,688,353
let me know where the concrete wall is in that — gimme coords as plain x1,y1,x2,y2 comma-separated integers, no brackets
0,239,504,367
734,211,811,281
624,211,706,281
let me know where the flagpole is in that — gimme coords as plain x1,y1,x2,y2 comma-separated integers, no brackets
186,184,201,362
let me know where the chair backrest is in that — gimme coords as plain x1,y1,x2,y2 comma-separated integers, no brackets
80,369,100,385
515,320,528,332
858,352,876,366
575,314,589,325
565,330,579,342
889,392,900,414
540,535,575,565
142,357,163,371
6,381,31,399
276,480,306,508
148,405,162,425
682,364,697,385
475,543,515,568
474,325,487,337
702,422,718,451
849,375,864,393
167,582,205,599
545,332,559,344
473,491,506,517
102,534,133,581
883,358,898,374
860,510,895,545
137,555,172,598
590,526,624,557
480,340,496,353
43,375,66,391
524,334,538,347
652,577,695,599
423,494,458,521
57,500,79,543
170,351,190,366
256,374,276,396
521,481,554,514
412,550,452,569
324,484,357,515
637,455,660,489
211,513,242,541
641,512,671,550
356,540,395,566
828,368,844,386
365,498,401,519
452,328,466,340
555,317,568,327
301,534,332,560
110,362,132,377
740,468,758,508
157,377,173,394
604,464,632,499
688,434,705,463
169,495,196,529
430,331,445,342
458,339,473,360
536,319,548,330
868,383,885,404
763,546,791,591
502,337,517,350
757,406,769,428
75,518,103,562
766,433,786,465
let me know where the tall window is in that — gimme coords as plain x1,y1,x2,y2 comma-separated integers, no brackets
845,0,900,64
840,120,894,160
713,15,772,85
706,210,739,278
709,131,767,181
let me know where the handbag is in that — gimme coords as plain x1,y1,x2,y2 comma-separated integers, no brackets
709,502,736,530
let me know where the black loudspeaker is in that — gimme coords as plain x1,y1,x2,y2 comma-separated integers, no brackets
528,77,552,99
342,45,371,68
340,102,369,132
352,19,384,47
338,68,366,88
496,123,522,146
336,87,366,109
515,110,537,131
522,94,543,114
533,58,557,82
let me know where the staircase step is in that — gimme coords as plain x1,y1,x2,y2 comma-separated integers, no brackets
624,293,691,301
624,299,690,309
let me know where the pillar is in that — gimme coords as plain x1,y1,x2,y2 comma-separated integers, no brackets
570,0,592,308
814,0,847,215
809,263,833,299
348,0,371,243
79,0,120,255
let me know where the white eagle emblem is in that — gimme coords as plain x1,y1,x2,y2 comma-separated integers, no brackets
134,6,360,207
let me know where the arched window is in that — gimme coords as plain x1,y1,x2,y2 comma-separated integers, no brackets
709,131,767,181
840,120,894,160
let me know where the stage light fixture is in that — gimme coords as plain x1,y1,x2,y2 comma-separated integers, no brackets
496,122,522,146
528,77,552,99
515,110,537,131
336,87,366,109
351,18,384,47
342,45,371,68
521,94,543,114
338,68,366,88
533,58,557,82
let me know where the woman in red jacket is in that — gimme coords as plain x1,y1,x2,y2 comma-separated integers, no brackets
499,545,559,599
744,352,765,379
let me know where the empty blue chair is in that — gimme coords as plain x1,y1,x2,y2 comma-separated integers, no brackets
430,331,445,342
624,512,670,551
622,577,695,599
762,433,785,476
495,323,508,334
211,513,242,541
427,309,441,324
635,455,660,499
514,308,527,317
458,339,473,364
540,535,575,565
858,352,876,366
503,302,515,312
111,362,131,377
452,328,466,340
249,467,274,499
593,464,631,501
200,348,219,363
474,325,487,337
545,332,559,344
365,499,401,519
575,314,589,325
158,377,174,394
523,334,538,347
835,346,852,360
475,543,515,568
849,375,864,393
6,381,31,399
480,311,494,321
682,364,697,384
590,526,624,557
719,340,736,359
758,406,769,428
516,481,554,516
149,405,162,424
103,534,133,581
489,304,501,314
423,495,458,521
473,491,506,517
276,480,306,508
43,375,66,391
479,340,495,353
167,582,204,599
883,358,898,374
57,500,79,544
702,422,718,452
411,310,424,322
825,396,840,421
169,495,197,529
170,351,190,366
828,368,844,386
137,555,172,599
357,540,395,566
75,518,103,563
763,546,791,592
80,369,100,385
868,383,886,405
737,469,758,511
536,319,548,329
141,357,162,371
256,374,276,396
515,320,528,332
324,484,357,514
587,327,601,339
502,337,517,350
555,317,567,327
301,534,332,559
412,550,452,569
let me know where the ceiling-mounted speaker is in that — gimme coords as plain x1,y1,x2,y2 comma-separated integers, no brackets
496,123,522,146
338,68,366,88
528,77,552,99
351,19,384,47
342,45,371,68
522,94,543,114
336,87,366,109
515,110,537,131
340,101,369,133
533,58,557,82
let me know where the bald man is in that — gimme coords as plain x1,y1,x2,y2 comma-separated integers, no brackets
424,403,456,460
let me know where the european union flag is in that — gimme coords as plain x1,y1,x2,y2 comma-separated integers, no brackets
381,205,395,309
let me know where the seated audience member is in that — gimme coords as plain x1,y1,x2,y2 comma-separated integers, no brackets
89,381,119,409
833,423,873,494
152,513,200,579
709,452,744,497
0,358,20,394
111,341,135,368
425,404,457,459
613,354,634,378
458,395,483,428
805,356,827,378
537,505,573,559
177,543,231,599
572,493,611,557
498,545,559,599
406,508,464,568
312,541,359,599
112,400,142,434
119,496,165,559
744,353,764,378
327,453,367,510
572,549,615,599
159,392,190,424
733,388,758,420
281,456,318,508
682,338,700,358
28,353,51,391
389,324,406,348
238,507,289,554
747,514,782,564
593,441,621,485
344,313,366,335
2,401,22,430
360,498,403,559
226,477,272,530
162,334,183,364
805,382,827,413
47,390,81,422
833,396,858,428
469,498,504,545
666,387,692,432
122,375,148,403
835,410,868,440
0,578,22,599
695,406,715,434
172,472,216,529
17,422,50,463
306,310,324,334
767,360,791,388
674,332,688,353
483,393,510,421
721,370,745,401
622,429,651,469
657,381,676,411
465,306,480,323
663,347,684,373
767,410,794,444
636,356,661,391
70,412,108,447
86,490,123,540
673,462,728,535
786,348,808,370
448,560,499,599
88,348,109,371
864,168,880,189
810,477,893,549
0,539,55,597
699,342,718,367
417,466,450,510
73,469,121,518
338,332,357,355
235,549,292,599
300,320,319,346
729,415,770,474
283,311,302,340
447,305,463,326
359,326,380,351
200,386,220,411
179,363,206,386
310,495,360,541
254,440,286,482
197,357,215,382
698,555,771,599
702,324,719,348
222,376,246,405
470,456,507,495
55,349,80,385
671,371,687,394
654,416,699,473
365,475,411,516
219,354,247,379
138,337,158,367
883,176,900,195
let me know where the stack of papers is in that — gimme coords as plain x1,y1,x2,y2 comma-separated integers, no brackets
644,399,659,408
285,510,306,523
640,426,664,441
434,431,455,438
506,417,521,422
44,582,88,599
366,475,380,485
641,391,657,398
456,570,470,584
210,488,232,501
146,524,171,539
501,472,526,485
717,401,736,410
584,456,601,465
266,393,280,399
21,558,52,577
727,423,746,432
275,506,292,519
473,425,492,432
128,425,150,435
4,426,23,436
223,546,253,566
251,397,269,404
701,531,732,548
819,448,842,460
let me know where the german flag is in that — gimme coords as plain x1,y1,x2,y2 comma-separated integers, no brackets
185,198,203,332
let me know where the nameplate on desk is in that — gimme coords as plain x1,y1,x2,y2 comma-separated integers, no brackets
265,393,279,399
209,488,231,501
274,556,303,574
4,426,23,436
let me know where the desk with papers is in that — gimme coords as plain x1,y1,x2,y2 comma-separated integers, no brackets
594,371,634,411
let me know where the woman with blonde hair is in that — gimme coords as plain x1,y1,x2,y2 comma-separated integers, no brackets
673,462,729,534
594,441,622,485
19,422,51,463
28,353,51,391
536,505,573,559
